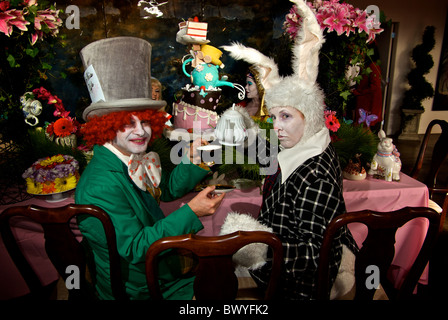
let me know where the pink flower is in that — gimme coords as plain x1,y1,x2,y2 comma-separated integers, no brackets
0,10,15,36
0,7,30,36
30,31,41,45
322,7,350,35
352,9,369,34
365,15,383,43
22,0,37,7
31,8,62,44
284,1,383,42
34,9,62,32
7,9,29,32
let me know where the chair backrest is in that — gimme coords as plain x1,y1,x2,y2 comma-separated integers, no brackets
410,119,448,227
0,204,127,300
317,206,441,300
145,231,283,300
410,119,448,187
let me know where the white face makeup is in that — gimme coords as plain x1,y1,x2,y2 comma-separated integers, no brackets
245,76,259,100
269,106,305,149
112,114,152,156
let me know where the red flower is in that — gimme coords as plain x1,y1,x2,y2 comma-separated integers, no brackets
53,117,75,137
325,114,340,132
0,1,10,11
33,87,51,100
42,181,56,194
46,122,54,135
32,86,71,118
324,110,341,133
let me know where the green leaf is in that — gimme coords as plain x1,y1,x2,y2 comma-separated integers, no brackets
340,90,351,101
41,62,53,70
25,47,39,58
10,0,22,7
28,3,39,16
6,54,19,68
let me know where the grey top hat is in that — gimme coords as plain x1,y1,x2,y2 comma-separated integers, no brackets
80,36,166,121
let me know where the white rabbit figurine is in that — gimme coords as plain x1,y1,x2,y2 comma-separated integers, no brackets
368,130,402,181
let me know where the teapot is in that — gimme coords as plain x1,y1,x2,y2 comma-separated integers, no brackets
182,58,234,89
214,104,247,146
20,92,42,126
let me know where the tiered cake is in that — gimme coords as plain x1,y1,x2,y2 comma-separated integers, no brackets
167,18,243,140
172,85,222,132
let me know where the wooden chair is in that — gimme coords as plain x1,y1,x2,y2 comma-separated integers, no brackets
410,119,448,231
317,207,441,300
0,204,127,300
145,231,283,300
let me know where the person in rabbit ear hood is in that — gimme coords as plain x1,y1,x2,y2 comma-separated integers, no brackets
75,37,225,300
221,0,357,300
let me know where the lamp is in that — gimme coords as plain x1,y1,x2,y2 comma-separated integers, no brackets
214,104,247,146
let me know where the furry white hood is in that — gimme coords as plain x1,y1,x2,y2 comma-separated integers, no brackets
265,76,326,143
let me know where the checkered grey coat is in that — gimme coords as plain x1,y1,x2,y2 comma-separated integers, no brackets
251,143,357,300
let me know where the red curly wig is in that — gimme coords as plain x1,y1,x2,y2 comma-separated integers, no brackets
81,109,168,147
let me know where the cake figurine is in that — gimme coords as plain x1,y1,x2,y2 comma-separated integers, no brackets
168,17,244,141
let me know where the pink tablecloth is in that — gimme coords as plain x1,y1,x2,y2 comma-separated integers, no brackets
160,187,263,236
0,173,430,299
343,173,429,212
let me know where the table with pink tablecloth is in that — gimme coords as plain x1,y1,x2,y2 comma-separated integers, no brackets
160,173,430,290
0,173,429,299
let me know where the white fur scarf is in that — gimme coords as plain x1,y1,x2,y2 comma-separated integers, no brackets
220,212,273,270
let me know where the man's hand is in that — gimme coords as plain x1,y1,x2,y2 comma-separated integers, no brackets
187,186,225,217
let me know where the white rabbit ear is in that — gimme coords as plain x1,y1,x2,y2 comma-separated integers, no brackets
221,42,280,90
290,0,325,84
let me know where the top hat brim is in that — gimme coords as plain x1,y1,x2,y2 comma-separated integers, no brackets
82,98,166,121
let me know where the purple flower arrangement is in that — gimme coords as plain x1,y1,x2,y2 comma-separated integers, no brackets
22,154,79,194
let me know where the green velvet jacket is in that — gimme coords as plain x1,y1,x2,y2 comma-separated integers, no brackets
75,145,209,300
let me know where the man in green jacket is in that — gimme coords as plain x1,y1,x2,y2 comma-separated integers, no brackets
75,37,225,300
